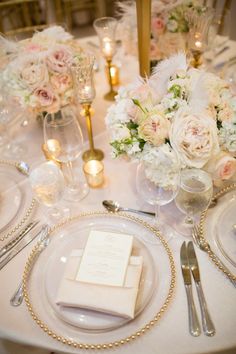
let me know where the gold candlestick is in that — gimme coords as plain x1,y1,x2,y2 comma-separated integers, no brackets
136,0,151,78
81,103,104,162
105,59,117,101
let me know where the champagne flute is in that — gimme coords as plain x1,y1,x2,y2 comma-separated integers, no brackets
29,161,66,222
44,105,89,202
175,168,213,237
136,154,180,243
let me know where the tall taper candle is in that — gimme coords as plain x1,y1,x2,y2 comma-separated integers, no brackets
136,0,151,78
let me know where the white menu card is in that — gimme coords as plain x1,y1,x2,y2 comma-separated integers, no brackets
76,230,133,287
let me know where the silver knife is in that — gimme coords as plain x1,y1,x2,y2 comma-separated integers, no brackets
0,224,45,270
187,241,216,337
180,241,201,337
0,221,39,259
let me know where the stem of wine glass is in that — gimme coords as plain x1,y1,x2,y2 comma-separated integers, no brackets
65,161,77,189
184,215,194,225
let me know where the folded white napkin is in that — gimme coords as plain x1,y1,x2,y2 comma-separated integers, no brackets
55,249,143,319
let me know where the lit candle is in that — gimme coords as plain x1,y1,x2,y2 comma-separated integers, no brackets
195,40,203,49
102,37,115,59
83,160,104,188
106,64,120,86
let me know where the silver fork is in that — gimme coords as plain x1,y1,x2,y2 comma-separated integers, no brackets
192,226,236,288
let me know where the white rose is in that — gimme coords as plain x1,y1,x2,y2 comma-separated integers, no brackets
204,151,236,186
110,124,131,141
170,110,220,168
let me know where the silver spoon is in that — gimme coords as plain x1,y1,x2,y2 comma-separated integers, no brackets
10,224,50,307
102,200,155,217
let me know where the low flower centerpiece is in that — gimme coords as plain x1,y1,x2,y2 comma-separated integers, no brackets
0,26,83,114
106,53,236,187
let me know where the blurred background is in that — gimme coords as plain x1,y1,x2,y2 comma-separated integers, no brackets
0,0,235,41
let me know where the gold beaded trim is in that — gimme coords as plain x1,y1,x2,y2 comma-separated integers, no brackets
23,211,176,350
199,183,236,281
0,160,37,241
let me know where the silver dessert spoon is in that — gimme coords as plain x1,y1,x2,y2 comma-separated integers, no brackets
102,200,155,217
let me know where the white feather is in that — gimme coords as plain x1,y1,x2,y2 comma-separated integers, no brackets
149,52,187,97
188,68,209,112
0,35,19,56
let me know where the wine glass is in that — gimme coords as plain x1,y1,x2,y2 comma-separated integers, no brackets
29,161,66,222
175,168,213,237
0,91,27,158
136,155,180,242
44,105,89,202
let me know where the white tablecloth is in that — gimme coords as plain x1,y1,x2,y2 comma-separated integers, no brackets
0,37,236,354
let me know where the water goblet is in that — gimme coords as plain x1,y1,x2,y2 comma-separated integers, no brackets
29,161,66,222
71,54,104,162
175,168,213,237
136,154,180,242
44,105,89,202
93,17,118,101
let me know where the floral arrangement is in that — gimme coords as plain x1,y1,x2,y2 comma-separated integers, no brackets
105,53,236,187
0,26,83,114
117,0,207,61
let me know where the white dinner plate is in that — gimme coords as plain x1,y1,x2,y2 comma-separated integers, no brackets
0,170,23,232
25,212,175,344
205,189,236,271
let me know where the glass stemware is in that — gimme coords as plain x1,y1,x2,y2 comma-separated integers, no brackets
44,105,89,202
136,154,180,242
29,161,66,222
71,54,104,162
175,168,213,237
0,92,27,158
187,8,215,68
93,17,118,101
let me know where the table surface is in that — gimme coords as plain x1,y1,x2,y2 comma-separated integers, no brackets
0,36,236,354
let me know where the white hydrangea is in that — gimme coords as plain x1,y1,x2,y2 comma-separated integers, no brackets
141,143,180,188
219,122,236,154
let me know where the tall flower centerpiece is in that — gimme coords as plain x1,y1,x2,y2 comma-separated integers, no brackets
106,53,236,187
0,26,83,114
117,0,209,64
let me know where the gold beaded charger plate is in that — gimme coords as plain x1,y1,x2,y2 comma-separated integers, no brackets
200,184,236,276
0,164,36,242
23,211,176,350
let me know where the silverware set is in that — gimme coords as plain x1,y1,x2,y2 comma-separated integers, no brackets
180,241,215,337
0,222,47,271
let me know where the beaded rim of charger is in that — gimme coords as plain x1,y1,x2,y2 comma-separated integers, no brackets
22,211,176,350
0,160,37,242
199,183,236,282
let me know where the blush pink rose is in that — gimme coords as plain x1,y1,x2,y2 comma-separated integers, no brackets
32,86,60,113
50,73,73,94
46,46,73,73
151,16,165,35
138,111,170,146
207,152,236,180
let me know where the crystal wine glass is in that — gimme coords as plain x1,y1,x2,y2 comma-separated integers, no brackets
93,17,118,101
136,153,180,242
0,91,27,158
44,105,89,202
29,161,66,222
175,168,213,237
